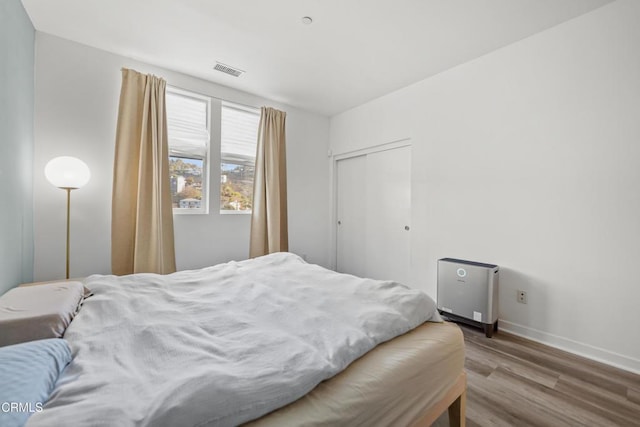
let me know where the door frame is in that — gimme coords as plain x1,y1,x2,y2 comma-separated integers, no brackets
329,138,412,270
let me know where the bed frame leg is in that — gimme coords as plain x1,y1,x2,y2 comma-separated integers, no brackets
447,390,466,427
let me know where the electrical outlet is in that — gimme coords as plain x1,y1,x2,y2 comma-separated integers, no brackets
517,290,527,304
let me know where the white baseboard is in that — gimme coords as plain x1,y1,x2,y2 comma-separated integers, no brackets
499,320,640,375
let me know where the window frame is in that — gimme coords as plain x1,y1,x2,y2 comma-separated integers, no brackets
166,86,211,215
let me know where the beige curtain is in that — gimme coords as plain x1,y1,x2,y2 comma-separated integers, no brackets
249,107,288,258
111,68,176,275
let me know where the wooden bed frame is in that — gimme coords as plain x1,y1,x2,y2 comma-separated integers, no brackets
411,371,467,427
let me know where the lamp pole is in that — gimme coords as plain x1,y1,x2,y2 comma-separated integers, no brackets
64,187,73,279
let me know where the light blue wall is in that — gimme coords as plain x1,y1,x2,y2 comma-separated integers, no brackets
0,0,35,294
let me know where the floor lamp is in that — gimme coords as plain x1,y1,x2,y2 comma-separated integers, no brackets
45,156,91,279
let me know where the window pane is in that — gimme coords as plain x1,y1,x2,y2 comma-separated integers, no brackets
166,87,210,214
221,102,259,212
221,162,254,211
170,156,204,209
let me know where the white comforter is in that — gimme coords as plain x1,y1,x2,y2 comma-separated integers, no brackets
27,253,440,427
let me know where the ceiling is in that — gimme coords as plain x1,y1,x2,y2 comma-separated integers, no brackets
21,0,612,116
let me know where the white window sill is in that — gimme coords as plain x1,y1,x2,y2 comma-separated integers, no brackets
173,208,207,215
220,210,252,215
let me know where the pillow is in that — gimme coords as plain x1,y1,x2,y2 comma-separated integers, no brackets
0,282,86,347
0,339,72,427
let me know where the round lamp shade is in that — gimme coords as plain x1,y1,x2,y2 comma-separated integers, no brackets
45,156,91,189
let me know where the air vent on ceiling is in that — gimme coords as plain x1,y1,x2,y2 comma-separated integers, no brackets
213,62,245,77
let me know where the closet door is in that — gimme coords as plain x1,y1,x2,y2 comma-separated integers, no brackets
365,146,411,284
336,155,367,277
335,145,411,284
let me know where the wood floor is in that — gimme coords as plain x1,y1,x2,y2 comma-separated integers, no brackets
433,323,640,427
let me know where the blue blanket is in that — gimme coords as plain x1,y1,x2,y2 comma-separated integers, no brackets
0,339,71,427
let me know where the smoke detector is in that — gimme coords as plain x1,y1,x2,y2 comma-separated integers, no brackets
213,62,245,77
301,16,313,25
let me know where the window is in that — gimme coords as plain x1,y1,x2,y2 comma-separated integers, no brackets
165,89,260,215
166,88,210,213
220,102,260,213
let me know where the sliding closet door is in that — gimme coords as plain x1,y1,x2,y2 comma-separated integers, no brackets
336,155,367,277
366,146,411,284
335,145,411,284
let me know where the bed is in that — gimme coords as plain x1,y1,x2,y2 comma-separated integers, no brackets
23,252,465,427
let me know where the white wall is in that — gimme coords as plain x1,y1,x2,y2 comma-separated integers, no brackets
330,0,640,373
34,34,330,280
